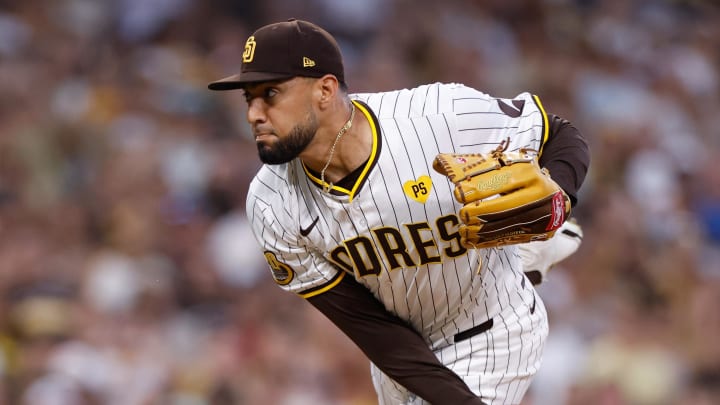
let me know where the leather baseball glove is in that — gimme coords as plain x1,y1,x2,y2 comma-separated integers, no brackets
433,141,571,249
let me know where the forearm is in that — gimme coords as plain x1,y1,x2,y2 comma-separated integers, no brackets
307,276,485,405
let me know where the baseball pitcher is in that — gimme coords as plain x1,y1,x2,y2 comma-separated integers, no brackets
208,19,589,405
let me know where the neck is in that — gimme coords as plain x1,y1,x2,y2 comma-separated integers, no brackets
320,102,355,191
303,100,372,187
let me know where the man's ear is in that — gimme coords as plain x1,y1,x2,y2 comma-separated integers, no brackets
315,74,339,109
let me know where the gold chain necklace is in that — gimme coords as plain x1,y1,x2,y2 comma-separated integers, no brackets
320,101,355,193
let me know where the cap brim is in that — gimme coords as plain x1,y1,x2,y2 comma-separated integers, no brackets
208,72,295,91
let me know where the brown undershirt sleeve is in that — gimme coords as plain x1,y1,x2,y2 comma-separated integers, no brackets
539,114,590,207
307,275,486,405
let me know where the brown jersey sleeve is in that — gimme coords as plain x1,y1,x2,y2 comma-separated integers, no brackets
539,114,590,207
307,275,486,405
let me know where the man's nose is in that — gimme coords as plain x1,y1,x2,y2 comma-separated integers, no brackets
246,98,266,124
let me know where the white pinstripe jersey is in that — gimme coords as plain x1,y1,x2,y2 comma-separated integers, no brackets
247,82,550,350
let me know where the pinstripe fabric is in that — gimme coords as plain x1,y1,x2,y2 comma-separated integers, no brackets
247,82,549,403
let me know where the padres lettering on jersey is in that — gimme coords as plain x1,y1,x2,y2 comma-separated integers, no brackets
328,213,466,276
247,82,548,349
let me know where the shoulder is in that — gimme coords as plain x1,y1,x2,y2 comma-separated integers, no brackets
352,82,481,118
248,164,291,197
246,162,299,216
451,86,544,113
351,82,470,103
245,162,305,243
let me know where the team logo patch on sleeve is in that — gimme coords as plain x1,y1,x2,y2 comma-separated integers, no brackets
263,251,295,285
403,175,432,203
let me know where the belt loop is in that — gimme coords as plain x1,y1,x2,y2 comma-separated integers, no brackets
454,318,494,343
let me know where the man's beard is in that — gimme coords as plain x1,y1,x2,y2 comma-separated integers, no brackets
257,112,319,165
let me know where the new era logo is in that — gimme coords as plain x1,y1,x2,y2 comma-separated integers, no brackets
303,57,315,67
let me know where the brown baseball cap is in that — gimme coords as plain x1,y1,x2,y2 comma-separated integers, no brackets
208,18,345,91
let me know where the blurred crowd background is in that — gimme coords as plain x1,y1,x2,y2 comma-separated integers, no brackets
0,0,719,404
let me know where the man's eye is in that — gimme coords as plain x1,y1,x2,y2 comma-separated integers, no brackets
265,88,278,98
243,87,278,103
